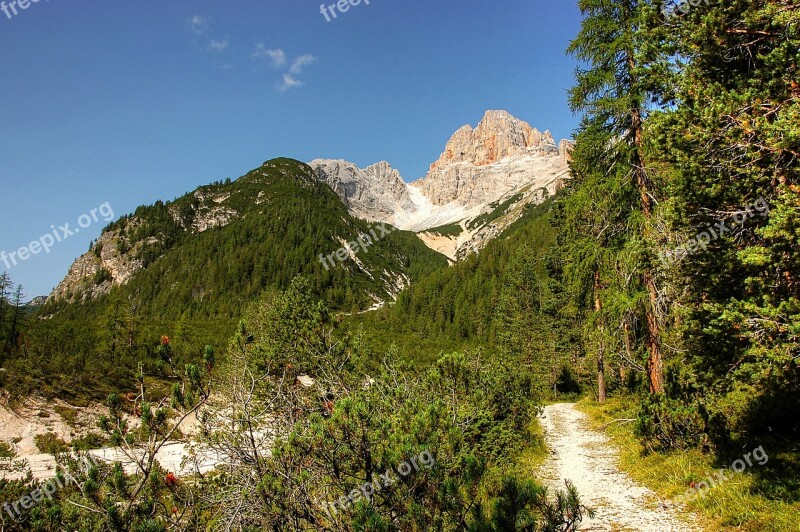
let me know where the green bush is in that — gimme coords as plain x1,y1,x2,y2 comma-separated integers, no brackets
54,405,78,427
71,432,106,451
0,440,16,458
34,433,70,455
93,267,112,285
635,395,706,453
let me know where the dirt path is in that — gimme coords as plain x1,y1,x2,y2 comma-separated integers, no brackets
539,403,697,532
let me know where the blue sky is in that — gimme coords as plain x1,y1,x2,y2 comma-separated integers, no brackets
0,0,583,298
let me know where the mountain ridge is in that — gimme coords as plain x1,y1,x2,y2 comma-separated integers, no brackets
46,111,571,304
45,158,447,311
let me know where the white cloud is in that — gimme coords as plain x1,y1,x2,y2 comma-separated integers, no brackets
288,54,317,75
189,15,208,35
278,74,304,92
252,47,317,91
208,38,230,52
253,44,287,68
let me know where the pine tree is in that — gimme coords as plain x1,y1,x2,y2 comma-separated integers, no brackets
655,0,800,444
566,0,667,394
6,284,25,354
496,245,556,396
0,273,10,357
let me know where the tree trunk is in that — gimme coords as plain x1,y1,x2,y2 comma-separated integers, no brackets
597,354,607,403
644,271,664,393
6,286,23,354
628,57,665,395
594,271,607,403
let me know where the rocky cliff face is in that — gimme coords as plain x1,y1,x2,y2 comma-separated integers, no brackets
415,110,565,208
559,138,574,166
49,188,245,304
49,224,144,303
310,110,572,259
429,110,559,169
308,160,416,222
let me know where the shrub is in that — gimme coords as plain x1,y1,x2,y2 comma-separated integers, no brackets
54,405,78,427
0,440,16,458
93,267,112,285
71,432,106,451
34,433,70,455
635,395,706,453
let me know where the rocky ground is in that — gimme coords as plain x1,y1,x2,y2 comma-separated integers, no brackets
0,397,214,481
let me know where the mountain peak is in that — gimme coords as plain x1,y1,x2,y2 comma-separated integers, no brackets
309,159,414,222
429,110,558,172
310,111,571,258
480,109,516,122
364,161,399,176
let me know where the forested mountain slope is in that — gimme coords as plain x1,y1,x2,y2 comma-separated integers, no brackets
2,159,448,401
43,158,448,320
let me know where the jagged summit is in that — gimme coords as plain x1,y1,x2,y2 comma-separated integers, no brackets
308,159,415,222
310,110,573,259
415,111,565,208
429,110,559,171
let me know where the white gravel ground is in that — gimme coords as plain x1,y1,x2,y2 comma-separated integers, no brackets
539,403,698,532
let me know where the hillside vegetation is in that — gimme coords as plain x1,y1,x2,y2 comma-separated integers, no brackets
1,159,447,402
0,1,798,530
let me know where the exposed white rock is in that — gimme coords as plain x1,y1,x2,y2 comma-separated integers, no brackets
308,159,416,222
414,110,563,208
427,110,559,170
48,224,145,303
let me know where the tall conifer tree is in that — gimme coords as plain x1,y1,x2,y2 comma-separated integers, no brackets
566,0,667,394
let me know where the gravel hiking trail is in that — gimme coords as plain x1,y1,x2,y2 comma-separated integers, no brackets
539,403,697,532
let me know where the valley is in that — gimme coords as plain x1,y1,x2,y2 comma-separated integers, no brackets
0,1,798,530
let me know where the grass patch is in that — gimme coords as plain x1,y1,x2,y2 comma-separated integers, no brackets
467,193,524,230
71,432,107,451
0,441,16,458
34,433,70,455
425,223,463,238
54,405,79,427
516,413,549,475
577,397,800,531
